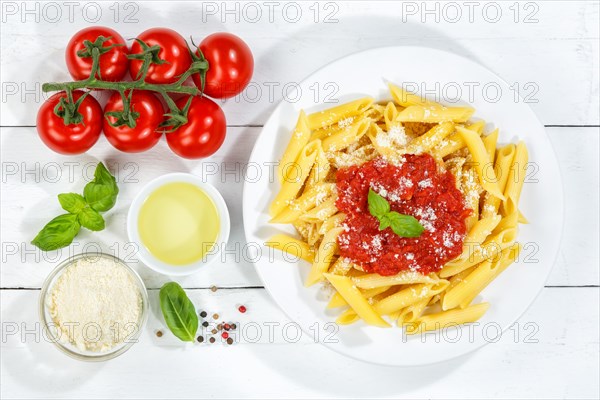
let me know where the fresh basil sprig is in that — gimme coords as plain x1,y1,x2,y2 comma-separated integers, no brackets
368,188,424,238
32,162,118,251
159,282,198,342
83,162,119,212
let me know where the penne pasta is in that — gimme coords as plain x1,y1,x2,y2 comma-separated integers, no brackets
323,273,390,327
352,271,439,289
265,234,315,263
307,97,374,130
388,82,435,107
374,281,449,315
383,102,399,131
482,128,499,162
467,120,486,134
319,212,346,235
397,298,430,325
329,285,392,311
434,133,466,158
503,141,528,216
299,197,338,223
396,105,475,123
322,117,371,152
336,308,361,325
442,244,521,310
269,140,320,216
462,215,502,253
457,126,504,199
270,182,335,223
404,303,490,334
406,121,455,154
305,227,344,286
327,292,348,309
481,144,516,218
462,168,481,231
277,110,311,183
269,83,529,334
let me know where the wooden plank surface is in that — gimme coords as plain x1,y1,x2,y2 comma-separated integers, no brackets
1,1,598,399
1,127,598,289
1,1,599,127
1,287,598,399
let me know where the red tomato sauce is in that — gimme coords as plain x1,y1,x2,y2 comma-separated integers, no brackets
335,154,470,275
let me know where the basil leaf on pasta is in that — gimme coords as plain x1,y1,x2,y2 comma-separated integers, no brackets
387,212,424,238
368,188,390,218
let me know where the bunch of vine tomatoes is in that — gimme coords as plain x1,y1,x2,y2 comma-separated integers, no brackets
37,27,254,159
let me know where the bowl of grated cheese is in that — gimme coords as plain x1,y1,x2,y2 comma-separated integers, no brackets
39,252,148,361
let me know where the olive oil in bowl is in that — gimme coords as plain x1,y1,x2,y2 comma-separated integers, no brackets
138,182,220,265
128,173,230,276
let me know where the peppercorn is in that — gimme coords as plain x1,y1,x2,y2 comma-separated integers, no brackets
227,338,233,345
197,336,204,343
238,305,247,313
200,311,207,318
224,323,231,331
156,330,163,338
221,332,229,339
209,337,216,343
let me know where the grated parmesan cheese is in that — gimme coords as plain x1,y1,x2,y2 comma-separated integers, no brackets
48,256,143,352
338,117,354,128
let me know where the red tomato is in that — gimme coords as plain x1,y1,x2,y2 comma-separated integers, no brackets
103,91,165,153
129,28,192,84
192,33,254,99
166,96,226,159
37,91,102,155
65,27,129,81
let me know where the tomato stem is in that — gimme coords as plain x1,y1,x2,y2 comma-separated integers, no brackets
43,37,209,128
42,79,201,96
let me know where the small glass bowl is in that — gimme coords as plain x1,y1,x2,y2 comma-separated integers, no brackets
126,172,231,276
39,252,149,362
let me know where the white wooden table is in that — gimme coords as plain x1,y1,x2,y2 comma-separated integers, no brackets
1,1,599,398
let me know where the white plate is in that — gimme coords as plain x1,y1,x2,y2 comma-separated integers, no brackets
242,46,563,366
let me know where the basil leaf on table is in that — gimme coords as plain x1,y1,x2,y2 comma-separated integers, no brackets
78,207,105,231
32,162,119,251
84,162,119,212
31,214,81,251
58,193,87,214
159,282,198,342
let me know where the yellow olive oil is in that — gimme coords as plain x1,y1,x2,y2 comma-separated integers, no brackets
138,182,220,265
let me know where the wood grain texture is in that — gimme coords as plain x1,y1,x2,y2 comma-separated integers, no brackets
1,287,598,399
1,1,598,398
1,127,598,288
1,1,598,127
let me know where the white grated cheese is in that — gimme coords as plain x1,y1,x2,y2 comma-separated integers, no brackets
338,117,354,128
48,256,143,352
418,178,433,188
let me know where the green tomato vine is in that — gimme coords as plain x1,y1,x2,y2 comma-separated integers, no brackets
41,35,209,132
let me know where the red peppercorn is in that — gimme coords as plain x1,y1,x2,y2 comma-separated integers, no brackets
224,323,231,331
221,332,229,339
238,305,247,313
